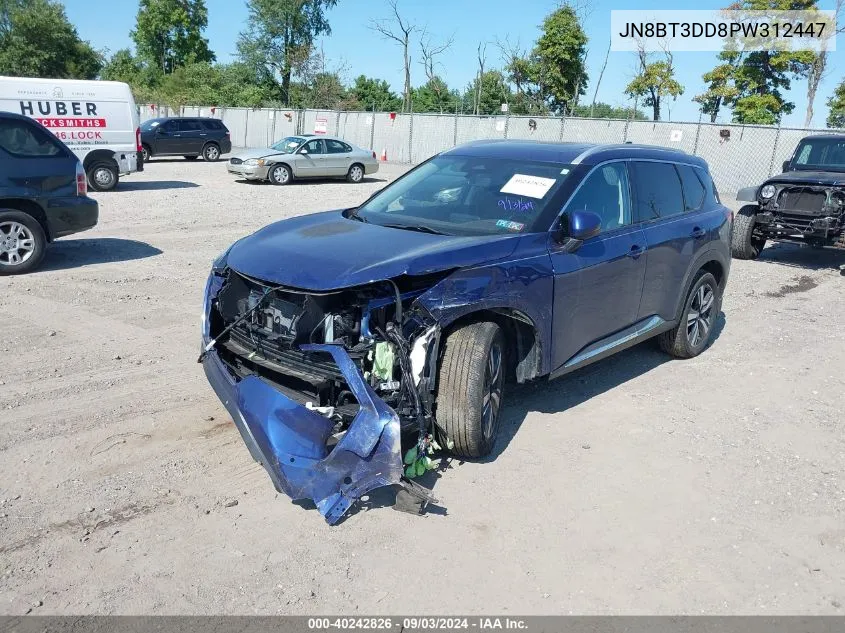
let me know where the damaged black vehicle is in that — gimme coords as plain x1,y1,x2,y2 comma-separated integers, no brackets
733,134,845,259
200,141,732,523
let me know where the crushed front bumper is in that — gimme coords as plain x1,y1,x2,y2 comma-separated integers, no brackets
202,343,404,524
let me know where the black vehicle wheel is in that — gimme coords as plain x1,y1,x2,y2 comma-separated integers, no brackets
435,321,505,458
141,145,151,162
87,162,118,192
268,164,292,185
731,204,766,259
0,210,47,276
184,155,199,160
346,163,364,183
202,143,220,162
658,270,721,359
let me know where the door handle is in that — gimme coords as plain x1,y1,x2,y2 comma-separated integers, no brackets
627,244,644,259
691,227,706,239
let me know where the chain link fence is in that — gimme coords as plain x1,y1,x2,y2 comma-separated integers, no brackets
140,104,842,199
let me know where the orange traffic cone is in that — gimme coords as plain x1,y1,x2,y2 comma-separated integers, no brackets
380,148,387,161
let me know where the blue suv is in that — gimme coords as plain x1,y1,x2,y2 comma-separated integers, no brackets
200,140,732,523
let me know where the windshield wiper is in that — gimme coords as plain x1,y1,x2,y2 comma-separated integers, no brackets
347,208,368,222
379,223,448,235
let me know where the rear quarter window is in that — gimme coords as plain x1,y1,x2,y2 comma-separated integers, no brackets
677,164,706,211
0,118,67,158
201,119,224,131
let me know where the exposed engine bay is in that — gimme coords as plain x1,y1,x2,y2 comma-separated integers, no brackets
754,183,845,247
200,267,443,522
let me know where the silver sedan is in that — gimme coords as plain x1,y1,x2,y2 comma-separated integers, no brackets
227,135,380,185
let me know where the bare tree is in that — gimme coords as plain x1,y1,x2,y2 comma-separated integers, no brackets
369,0,418,113
474,41,488,115
590,40,611,118
419,30,454,111
806,0,842,126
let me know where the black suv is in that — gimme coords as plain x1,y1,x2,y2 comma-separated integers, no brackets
733,134,845,258
140,117,232,162
0,112,98,275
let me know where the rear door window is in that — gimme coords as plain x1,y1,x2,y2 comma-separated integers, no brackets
677,164,706,211
630,161,685,222
0,118,66,157
326,139,351,154
179,119,203,132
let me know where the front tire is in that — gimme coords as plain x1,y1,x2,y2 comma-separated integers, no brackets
202,143,220,162
435,321,505,458
88,162,118,192
731,205,766,259
658,270,721,359
346,163,364,183
268,164,292,185
0,210,47,275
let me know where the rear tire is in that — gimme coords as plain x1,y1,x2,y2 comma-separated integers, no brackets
268,164,292,185
202,143,220,162
435,321,505,458
658,270,721,359
346,163,364,183
141,145,151,162
0,210,47,275
87,162,118,192
731,205,766,259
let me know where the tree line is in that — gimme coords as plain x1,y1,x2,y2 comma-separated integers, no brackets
2,0,845,127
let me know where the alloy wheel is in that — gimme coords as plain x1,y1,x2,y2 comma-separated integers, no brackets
481,342,503,442
687,282,715,347
0,221,35,267
205,145,220,160
350,165,363,182
273,166,289,183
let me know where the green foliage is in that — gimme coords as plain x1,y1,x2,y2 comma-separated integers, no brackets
571,102,647,120
530,4,588,114
132,0,214,73
693,53,741,122
826,80,845,128
463,70,512,115
348,75,402,111
624,55,684,121
0,0,102,79
238,0,337,105
412,77,459,113
697,0,819,124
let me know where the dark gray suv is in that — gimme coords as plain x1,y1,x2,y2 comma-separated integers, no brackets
140,117,232,162
0,112,98,275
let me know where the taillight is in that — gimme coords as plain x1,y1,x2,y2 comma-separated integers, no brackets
75,162,87,196
136,127,142,152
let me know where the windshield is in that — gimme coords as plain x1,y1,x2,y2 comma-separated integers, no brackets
140,119,161,132
270,136,306,153
355,155,572,236
792,138,845,172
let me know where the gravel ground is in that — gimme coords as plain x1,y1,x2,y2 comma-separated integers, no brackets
1,156,844,615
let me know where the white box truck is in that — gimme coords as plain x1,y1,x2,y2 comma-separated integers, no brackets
0,76,143,191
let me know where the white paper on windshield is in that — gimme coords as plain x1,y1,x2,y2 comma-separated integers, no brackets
500,174,557,199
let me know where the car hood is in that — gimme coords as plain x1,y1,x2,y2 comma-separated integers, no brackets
767,171,845,186
231,147,290,161
226,210,524,291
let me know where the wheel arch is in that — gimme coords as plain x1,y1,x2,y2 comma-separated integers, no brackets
82,149,117,170
0,199,51,241
439,307,542,383
673,249,729,323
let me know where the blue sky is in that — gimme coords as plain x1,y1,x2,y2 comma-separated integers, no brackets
63,0,843,127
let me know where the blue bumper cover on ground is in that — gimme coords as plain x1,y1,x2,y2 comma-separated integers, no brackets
202,343,403,524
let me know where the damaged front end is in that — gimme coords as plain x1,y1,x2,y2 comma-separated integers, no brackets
200,263,441,524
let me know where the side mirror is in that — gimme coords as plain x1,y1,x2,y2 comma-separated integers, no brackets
299,148,308,154
569,210,602,240
782,160,790,173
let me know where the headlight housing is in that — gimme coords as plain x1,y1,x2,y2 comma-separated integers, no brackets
243,158,265,166
760,184,776,199
211,244,233,274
